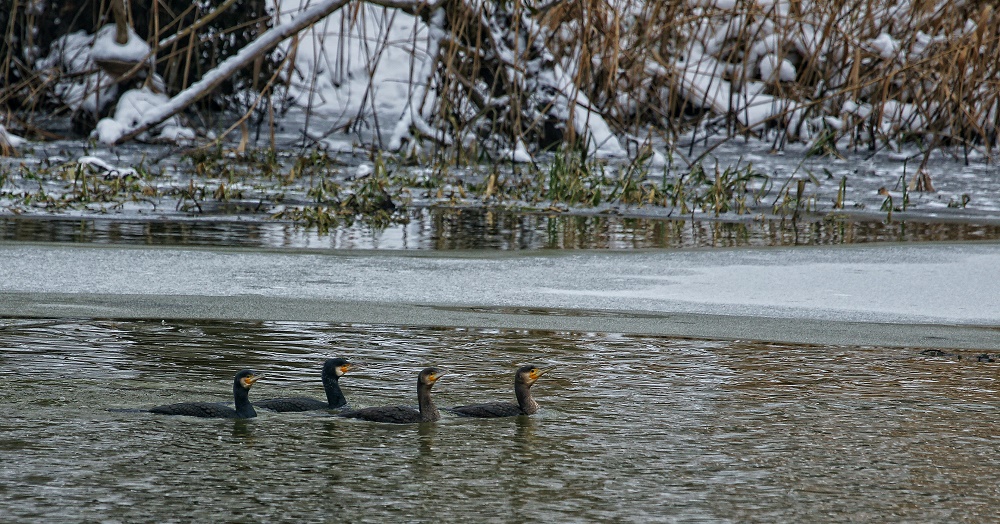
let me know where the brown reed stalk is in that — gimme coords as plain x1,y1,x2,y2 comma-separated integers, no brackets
3,0,997,160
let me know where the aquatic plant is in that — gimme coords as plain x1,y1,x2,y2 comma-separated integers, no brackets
272,151,408,231
833,176,847,210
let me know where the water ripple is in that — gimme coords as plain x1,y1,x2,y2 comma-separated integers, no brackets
2,320,999,521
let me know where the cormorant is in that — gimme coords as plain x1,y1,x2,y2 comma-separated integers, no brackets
448,365,547,417
255,358,352,412
148,369,262,419
339,367,444,424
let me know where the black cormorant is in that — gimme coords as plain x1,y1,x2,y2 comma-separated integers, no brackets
448,365,547,417
148,369,262,419
254,358,352,412
339,367,444,424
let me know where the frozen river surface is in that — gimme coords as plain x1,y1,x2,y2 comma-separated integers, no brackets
3,241,999,350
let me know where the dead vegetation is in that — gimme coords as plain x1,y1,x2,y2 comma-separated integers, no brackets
3,0,997,162
388,0,1000,164
0,0,274,135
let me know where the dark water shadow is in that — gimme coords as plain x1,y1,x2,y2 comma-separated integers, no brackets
4,209,1000,250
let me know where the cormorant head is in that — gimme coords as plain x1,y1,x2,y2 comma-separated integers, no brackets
235,369,262,389
323,357,352,378
418,367,445,386
515,365,547,386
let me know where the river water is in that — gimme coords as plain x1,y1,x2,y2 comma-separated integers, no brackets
5,211,1000,250
2,318,999,522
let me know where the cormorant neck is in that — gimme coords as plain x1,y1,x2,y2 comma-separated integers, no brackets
417,382,439,422
323,376,346,408
515,382,538,415
233,382,257,418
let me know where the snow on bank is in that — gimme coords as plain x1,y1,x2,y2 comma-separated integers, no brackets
274,0,627,159
19,0,996,163
0,124,27,154
76,156,139,178
272,2,429,138
90,24,151,67
94,88,195,144
36,30,119,117
274,0,995,159
672,0,995,147
36,24,192,144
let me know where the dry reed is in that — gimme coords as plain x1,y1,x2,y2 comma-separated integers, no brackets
1,0,997,163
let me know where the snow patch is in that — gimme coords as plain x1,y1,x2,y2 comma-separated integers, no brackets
759,53,796,83
274,1,425,132
36,30,118,116
93,88,194,144
0,124,27,150
77,155,139,178
90,24,151,65
867,33,900,60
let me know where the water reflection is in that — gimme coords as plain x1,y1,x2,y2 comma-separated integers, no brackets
231,419,254,438
4,210,1000,250
2,319,1000,521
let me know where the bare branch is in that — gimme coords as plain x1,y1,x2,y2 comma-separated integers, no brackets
112,0,353,145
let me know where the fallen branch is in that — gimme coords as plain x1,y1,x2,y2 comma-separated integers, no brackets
112,0,354,145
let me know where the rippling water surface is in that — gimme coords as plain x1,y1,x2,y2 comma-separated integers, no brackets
5,211,1000,250
2,319,998,522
